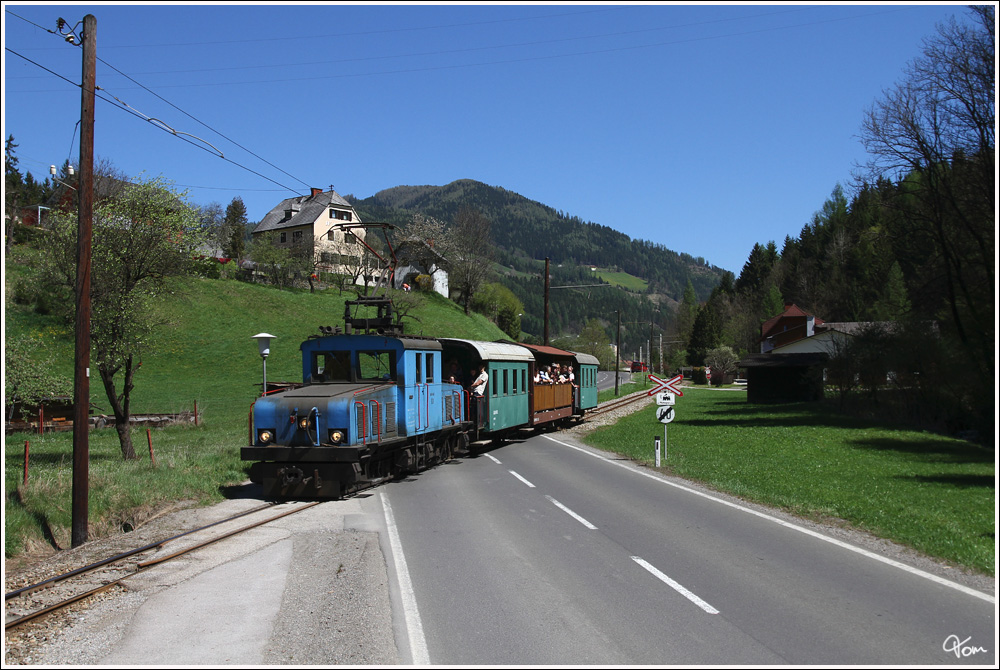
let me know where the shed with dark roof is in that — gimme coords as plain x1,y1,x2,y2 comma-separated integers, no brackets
738,352,828,403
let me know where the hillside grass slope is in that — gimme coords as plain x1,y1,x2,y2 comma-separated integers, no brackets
4,269,506,558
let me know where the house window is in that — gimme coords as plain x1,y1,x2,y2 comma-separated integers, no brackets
279,232,287,243
292,230,303,242
344,232,357,244
329,209,353,222
320,252,335,264
327,230,336,241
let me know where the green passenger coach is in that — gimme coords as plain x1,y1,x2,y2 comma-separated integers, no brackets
439,339,533,437
571,351,600,411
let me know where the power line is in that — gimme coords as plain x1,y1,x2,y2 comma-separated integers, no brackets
50,7,811,78
6,6,910,90
5,43,305,196
6,10,315,194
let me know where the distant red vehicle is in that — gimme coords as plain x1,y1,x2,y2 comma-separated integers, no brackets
630,361,648,372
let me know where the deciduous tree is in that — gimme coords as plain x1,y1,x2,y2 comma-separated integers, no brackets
44,166,205,460
450,207,495,314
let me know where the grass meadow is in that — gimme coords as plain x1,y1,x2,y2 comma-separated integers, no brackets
5,273,506,558
584,387,995,575
5,268,995,576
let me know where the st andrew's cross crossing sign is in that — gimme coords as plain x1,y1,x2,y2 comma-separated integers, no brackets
647,374,683,398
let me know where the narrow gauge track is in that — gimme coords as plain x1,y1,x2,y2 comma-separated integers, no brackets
585,389,654,419
4,501,321,631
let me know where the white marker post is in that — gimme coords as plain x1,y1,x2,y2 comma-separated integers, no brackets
655,388,677,467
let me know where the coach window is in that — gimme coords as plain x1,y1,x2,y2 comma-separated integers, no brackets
415,353,423,384
426,353,435,383
492,371,498,397
503,369,509,396
513,368,518,395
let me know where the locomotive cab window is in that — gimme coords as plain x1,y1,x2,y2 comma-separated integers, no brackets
313,351,352,382
358,351,395,382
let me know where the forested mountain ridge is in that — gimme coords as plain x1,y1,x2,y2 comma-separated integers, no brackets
348,179,724,303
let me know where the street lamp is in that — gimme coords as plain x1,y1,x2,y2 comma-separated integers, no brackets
251,333,276,396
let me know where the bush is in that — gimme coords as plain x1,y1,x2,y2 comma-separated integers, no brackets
414,274,434,292
190,257,222,279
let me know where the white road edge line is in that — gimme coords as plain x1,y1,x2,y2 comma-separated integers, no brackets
509,470,536,487
484,453,502,464
545,495,598,529
380,493,430,665
632,556,720,614
543,435,995,604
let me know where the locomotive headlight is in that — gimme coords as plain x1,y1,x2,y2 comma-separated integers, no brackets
258,429,274,444
298,417,310,430
329,429,345,444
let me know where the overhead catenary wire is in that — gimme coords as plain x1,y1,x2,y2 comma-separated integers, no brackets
5,45,304,197
8,6,910,90
6,10,314,196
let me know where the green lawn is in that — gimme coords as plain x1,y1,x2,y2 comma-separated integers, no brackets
5,274,506,557
584,388,995,575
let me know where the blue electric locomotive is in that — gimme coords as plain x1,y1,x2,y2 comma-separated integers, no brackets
242,299,601,499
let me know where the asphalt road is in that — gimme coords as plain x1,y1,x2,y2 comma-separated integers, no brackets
597,369,632,392
374,431,995,665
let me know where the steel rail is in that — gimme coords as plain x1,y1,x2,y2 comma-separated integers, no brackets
137,501,321,568
588,391,652,418
6,502,276,602
5,502,321,631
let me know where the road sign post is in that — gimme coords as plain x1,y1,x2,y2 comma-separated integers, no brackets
650,375,681,468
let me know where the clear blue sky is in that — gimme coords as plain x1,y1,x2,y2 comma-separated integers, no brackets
3,2,977,274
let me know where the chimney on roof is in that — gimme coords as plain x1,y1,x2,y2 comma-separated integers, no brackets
311,187,322,198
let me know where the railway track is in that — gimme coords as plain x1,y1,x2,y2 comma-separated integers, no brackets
586,389,655,419
4,501,321,632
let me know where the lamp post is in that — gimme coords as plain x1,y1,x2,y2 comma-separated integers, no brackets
252,333,276,396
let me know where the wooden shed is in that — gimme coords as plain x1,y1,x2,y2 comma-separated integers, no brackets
737,353,828,404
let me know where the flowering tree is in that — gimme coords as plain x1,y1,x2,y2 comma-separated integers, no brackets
44,166,204,460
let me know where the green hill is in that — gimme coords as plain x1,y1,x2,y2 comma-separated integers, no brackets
4,255,506,557
351,179,722,300
349,180,725,345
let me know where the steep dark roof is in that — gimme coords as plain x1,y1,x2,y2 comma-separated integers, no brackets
759,303,824,341
395,239,450,270
252,190,356,234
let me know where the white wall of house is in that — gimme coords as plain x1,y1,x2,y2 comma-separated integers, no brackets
395,263,449,298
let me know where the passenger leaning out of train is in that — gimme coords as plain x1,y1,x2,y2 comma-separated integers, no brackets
470,365,488,397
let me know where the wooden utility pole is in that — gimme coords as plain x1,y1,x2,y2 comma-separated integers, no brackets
615,310,621,397
543,257,550,346
72,13,96,548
